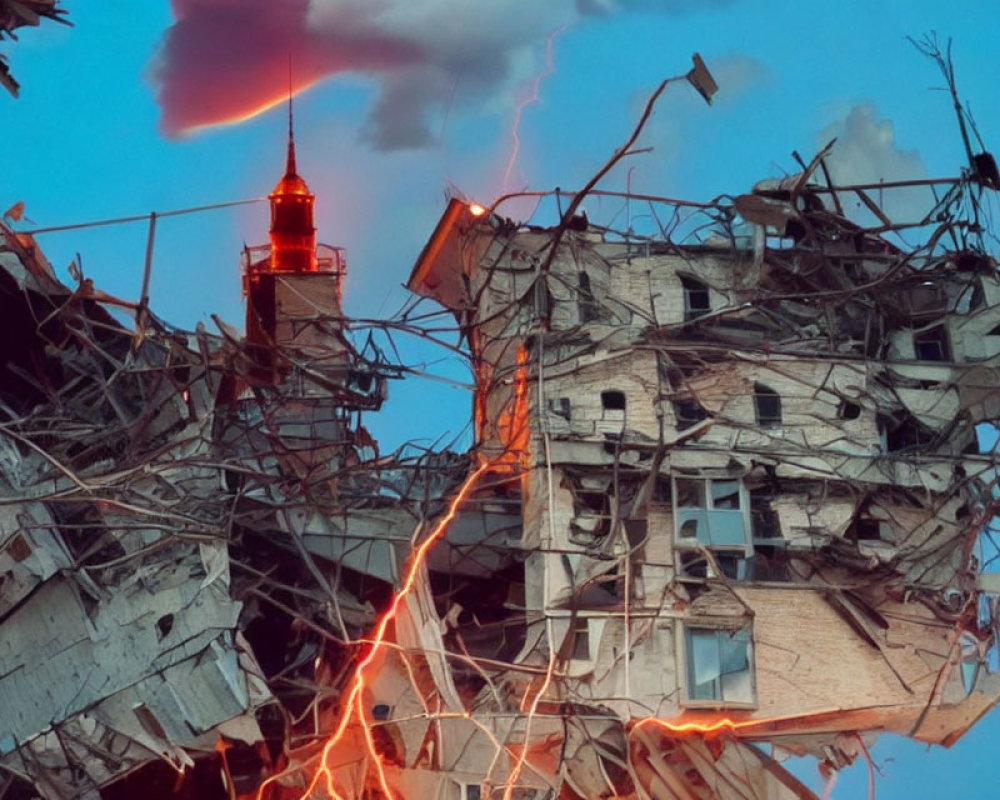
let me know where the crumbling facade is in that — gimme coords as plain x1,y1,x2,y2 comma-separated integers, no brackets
4,61,1000,800
404,161,1000,797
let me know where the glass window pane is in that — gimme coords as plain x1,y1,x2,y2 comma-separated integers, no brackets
720,629,753,702
720,667,754,703
719,629,750,674
711,480,741,509
687,628,721,699
706,509,748,547
677,508,710,543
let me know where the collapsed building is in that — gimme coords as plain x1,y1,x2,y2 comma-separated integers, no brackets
3,58,1000,800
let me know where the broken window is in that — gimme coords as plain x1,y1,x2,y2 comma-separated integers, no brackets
753,383,782,427
879,413,937,453
548,396,571,419
674,398,708,430
913,324,950,361
902,281,949,320
569,478,613,544
684,626,754,705
674,478,751,579
680,275,710,321
674,478,748,546
848,514,892,543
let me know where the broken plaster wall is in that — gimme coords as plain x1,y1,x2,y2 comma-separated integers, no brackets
0,227,278,798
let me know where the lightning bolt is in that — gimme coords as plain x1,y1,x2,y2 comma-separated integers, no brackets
502,27,565,195
252,461,493,800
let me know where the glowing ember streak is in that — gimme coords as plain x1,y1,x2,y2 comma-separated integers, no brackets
501,27,564,194
502,628,558,800
494,344,530,476
635,716,770,736
254,462,492,800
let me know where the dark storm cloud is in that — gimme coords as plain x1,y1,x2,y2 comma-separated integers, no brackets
153,0,742,150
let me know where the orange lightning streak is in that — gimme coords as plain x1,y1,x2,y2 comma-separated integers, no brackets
502,27,565,194
636,716,761,736
254,461,493,800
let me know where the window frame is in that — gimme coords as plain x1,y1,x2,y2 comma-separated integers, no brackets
753,383,782,428
600,390,627,425
912,324,951,362
679,274,711,322
679,624,756,708
673,477,751,552
673,476,752,580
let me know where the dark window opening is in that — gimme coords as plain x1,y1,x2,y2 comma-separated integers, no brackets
988,323,1000,336
838,400,862,420
854,519,883,541
749,545,791,582
570,485,611,544
155,614,174,641
548,397,571,419
571,619,590,660
653,476,672,503
751,500,781,541
753,383,781,427
881,414,937,453
601,390,626,411
913,325,950,361
680,275,711,321
578,271,600,323
674,399,708,430
593,568,626,602
349,370,374,393
576,491,608,514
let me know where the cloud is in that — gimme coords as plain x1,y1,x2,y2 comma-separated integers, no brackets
154,0,575,146
820,103,926,185
152,0,743,150
153,0,423,138
818,103,930,223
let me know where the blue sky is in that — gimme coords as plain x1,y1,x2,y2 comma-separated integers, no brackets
5,2,1000,796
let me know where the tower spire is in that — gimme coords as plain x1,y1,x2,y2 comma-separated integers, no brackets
286,58,297,177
